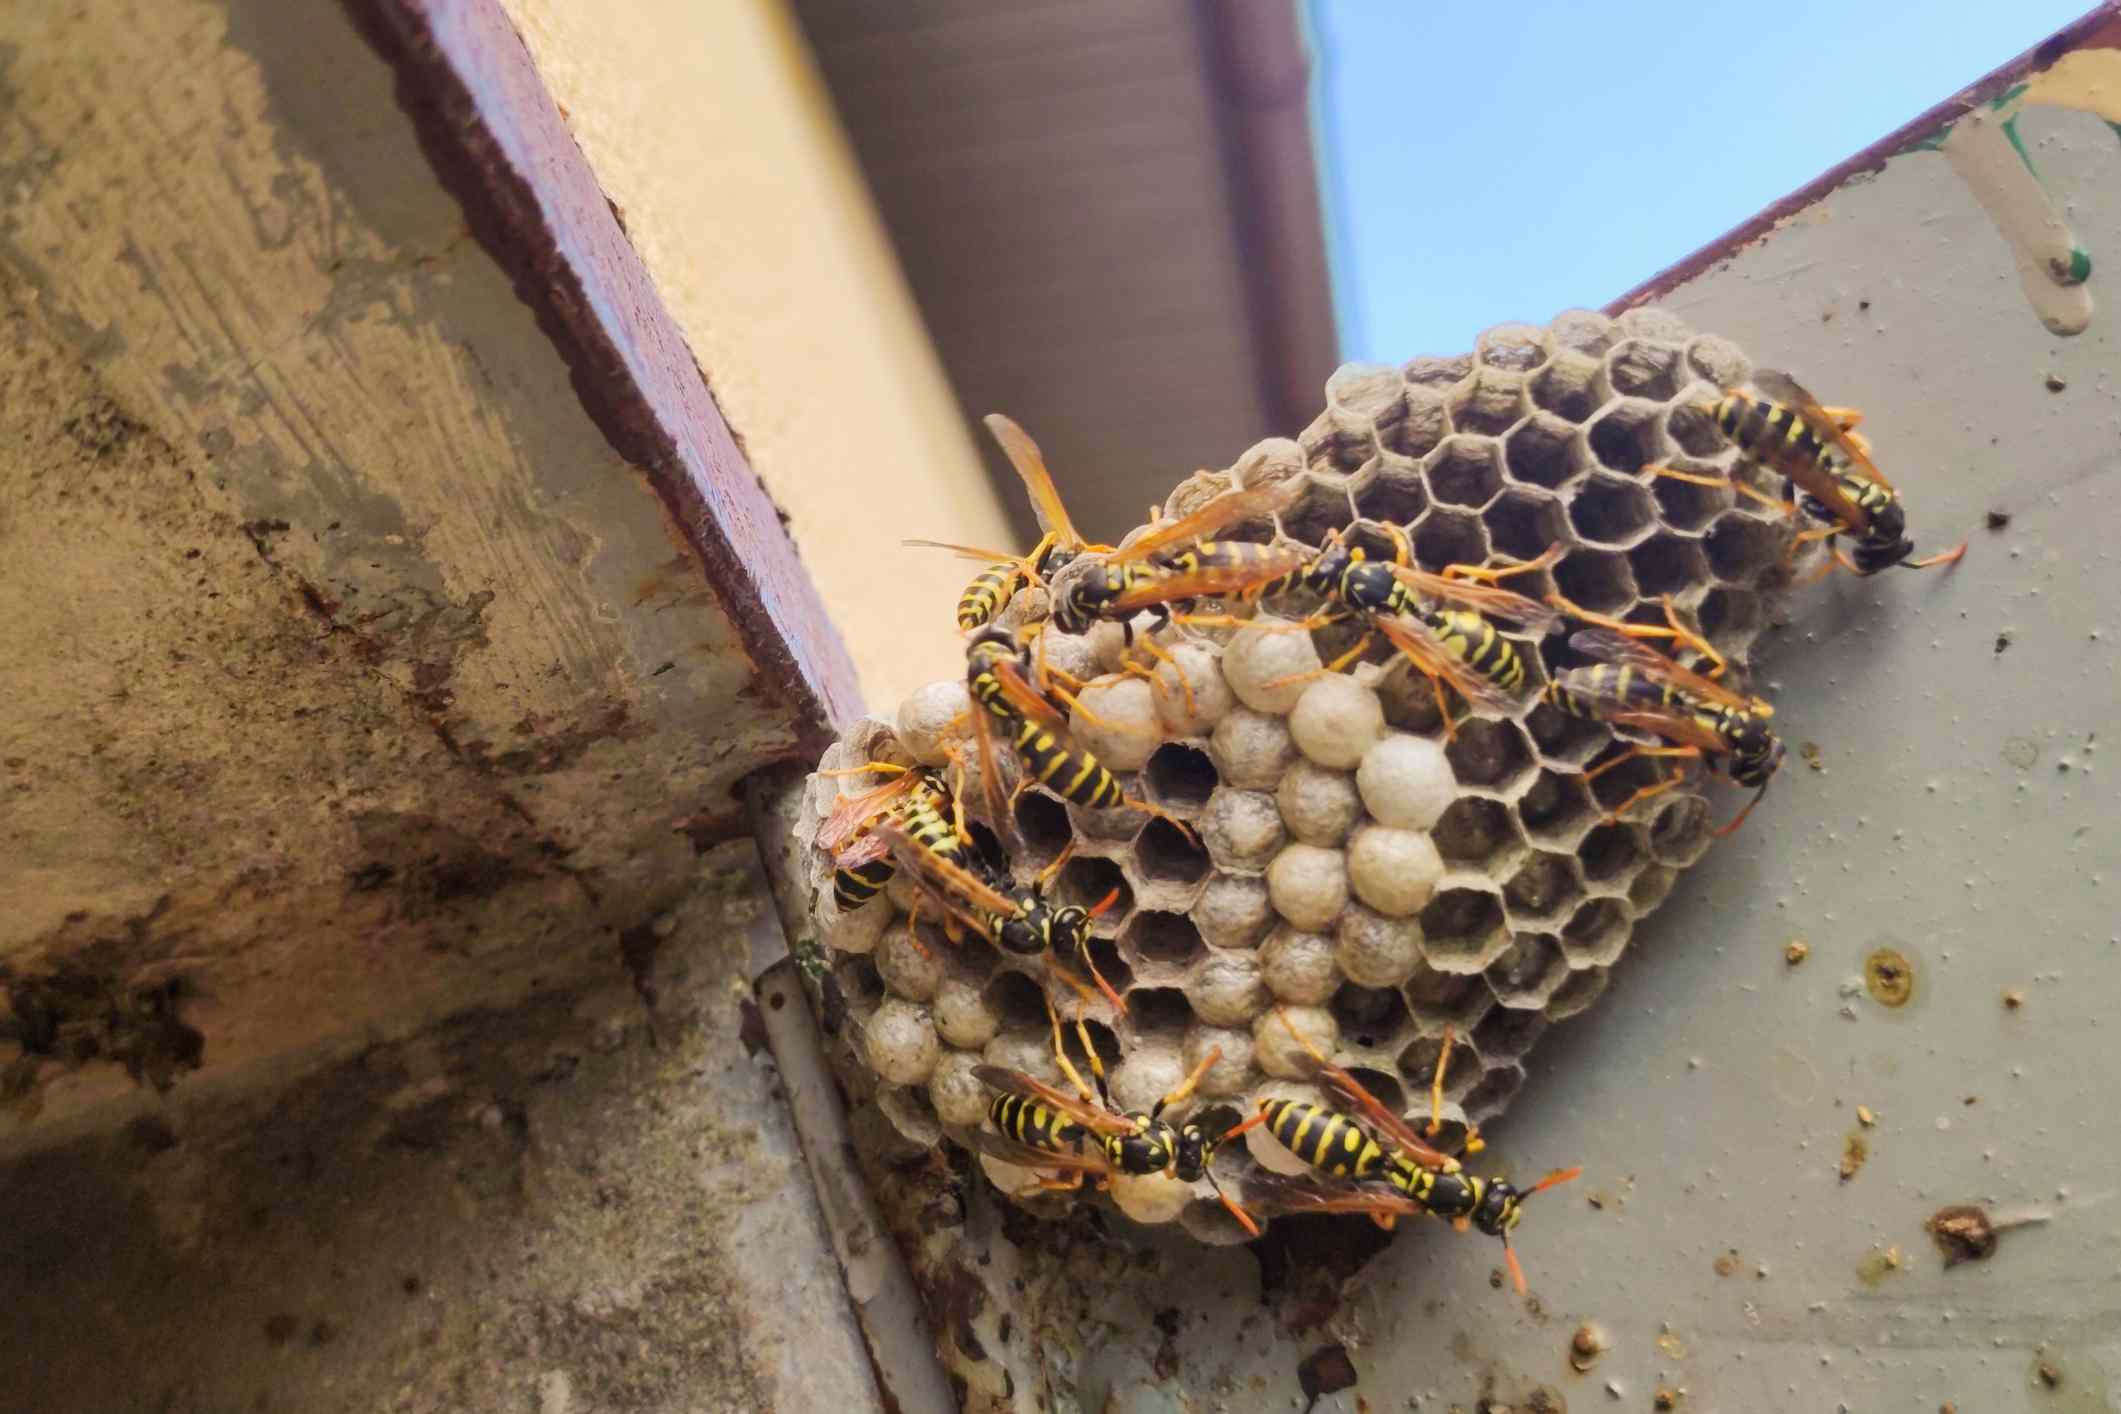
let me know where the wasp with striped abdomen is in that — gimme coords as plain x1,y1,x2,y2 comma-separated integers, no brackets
813,762,963,912
1228,1010,1578,1292
1654,369,1965,579
869,817,1129,1011
1044,485,1291,638
969,996,1257,1234
906,413,1110,631
1542,601,1785,837
961,628,1197,852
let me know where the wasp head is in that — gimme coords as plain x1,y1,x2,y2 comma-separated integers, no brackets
1470,1177,1523,1239
1047,903,1092,957
1171,1122,1211,1183
1726,715,1784,789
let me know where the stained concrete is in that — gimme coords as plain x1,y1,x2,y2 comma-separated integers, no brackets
0,846,877,1413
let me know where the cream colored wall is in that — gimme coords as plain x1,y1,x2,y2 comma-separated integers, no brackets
499,0,1009,707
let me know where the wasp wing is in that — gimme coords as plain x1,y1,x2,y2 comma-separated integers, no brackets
1548,666,1732,755
1567,628,1758,712
1745,370,1884,528
814,770,923,852
1101,487,1287,567
985,414,1088,553
963,1126,1116,1178
1394,550,1564,631
1241,1169,1427,1220
872,820,1020,922
972,1065,1134,1137
1375,613,1528,718
1103,544,1311,614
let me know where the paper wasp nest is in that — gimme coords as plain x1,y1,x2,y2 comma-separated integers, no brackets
797,308,1787,1241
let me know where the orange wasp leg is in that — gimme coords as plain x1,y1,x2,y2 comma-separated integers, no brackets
1649,463,1793,515
1588,747,1698,827
1550,591,1728,679
1439,541,1566,585
1425,1024,1483,1155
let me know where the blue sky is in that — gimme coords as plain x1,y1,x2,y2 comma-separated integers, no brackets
1308,1,2094,360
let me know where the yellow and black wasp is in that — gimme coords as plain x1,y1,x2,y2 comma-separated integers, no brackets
1654,369,1966,579
868,817,1129,1011
962,627,1198,850
970,997,1258,1236
1542,604,1785,837
812,762,962,912
1259,527,1562,735
1044,484,1291,638
1227,1011,1578,1293
906,413,1111,631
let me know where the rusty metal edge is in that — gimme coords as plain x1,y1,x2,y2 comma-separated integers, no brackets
345,0,867,757
1607,0,2121,315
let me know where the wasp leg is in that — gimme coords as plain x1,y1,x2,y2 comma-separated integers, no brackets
1149,1045,1222,1122
1045,992,1105,1110
1046,680,1158,737
1440,541,1565,585
902,894,934,961
1548,591,1726,678
1596,753,1696,826
816,761,910,780
1425,1024,1483,1155
1014,1169,1088,1199
1129,633,1197,719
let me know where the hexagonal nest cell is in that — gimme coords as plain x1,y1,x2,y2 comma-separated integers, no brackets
796,309,1797,1239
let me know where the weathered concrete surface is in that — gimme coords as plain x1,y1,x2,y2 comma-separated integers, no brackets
0,847,880,1413
0,0,845,1140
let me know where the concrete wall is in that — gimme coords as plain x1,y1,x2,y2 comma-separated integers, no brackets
499,0,1015,705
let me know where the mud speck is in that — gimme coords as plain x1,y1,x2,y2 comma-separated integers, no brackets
1839,1133,1869,1182
1654,1388,1682,1410
1927,1205,1998,1267
1784,939,1809,966
1568,1322,1606,1371
2034,1352,2064,1390
1712,1250,1740,1278
1799,741,1825,772
1987,508,2011,530
1855,1244,1903,1286
1863,947,1914,1007
1524,1385,1567,1414
2003,988,2025,1011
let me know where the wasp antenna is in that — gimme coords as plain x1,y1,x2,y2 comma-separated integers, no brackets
1213,1177,1262,1239
1527,1166,1584,1198
1504,1240,1528,1296
1713,780,1771,838
1088,886,1124,919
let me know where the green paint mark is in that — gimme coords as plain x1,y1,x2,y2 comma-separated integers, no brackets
2063,247,2093,285
2107,121,2121,146
1988,81,2031,114
2001,114,2039,173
